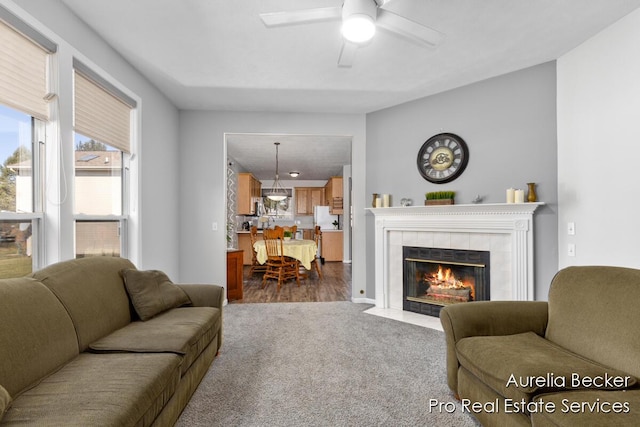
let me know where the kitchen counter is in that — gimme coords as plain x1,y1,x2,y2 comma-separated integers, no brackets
319,230,343,261
236,228,316,234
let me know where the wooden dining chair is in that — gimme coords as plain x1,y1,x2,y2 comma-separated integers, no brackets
283,225,297,235
248,226,268,276
309,225,323,279
262,227,300,290
275,225,297,237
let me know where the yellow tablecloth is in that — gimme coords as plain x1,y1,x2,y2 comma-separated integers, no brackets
254,239,317,270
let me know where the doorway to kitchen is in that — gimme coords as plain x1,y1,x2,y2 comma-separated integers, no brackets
225,133,353,303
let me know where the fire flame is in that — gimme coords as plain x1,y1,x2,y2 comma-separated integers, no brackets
425,265,475,300
432,265,464,288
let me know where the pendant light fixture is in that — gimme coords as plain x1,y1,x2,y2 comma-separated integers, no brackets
265,142,288,201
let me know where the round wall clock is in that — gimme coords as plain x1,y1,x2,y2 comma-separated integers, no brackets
416,133,469,183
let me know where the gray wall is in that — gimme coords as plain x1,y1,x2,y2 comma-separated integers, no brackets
558,8,640,269
365,62,559,300
178,111,366,294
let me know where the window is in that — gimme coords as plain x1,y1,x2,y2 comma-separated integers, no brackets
0,104,44,277
1,6,139,270
0,13,51,277
73,64,134,259
73,134,123,258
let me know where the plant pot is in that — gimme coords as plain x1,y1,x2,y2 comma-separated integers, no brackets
284,237,291,241
425,199,455,206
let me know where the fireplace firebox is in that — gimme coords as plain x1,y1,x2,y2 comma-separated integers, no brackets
403,247,490,317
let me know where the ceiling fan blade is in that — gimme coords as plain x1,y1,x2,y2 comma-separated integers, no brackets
338,42,359,68
260,6,342,27
376,9,444,47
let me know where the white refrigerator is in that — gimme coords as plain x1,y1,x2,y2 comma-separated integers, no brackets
313,206,339,230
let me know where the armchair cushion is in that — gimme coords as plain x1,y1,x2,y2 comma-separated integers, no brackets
121,269,191,321
456,331,636,402
440,300,548,393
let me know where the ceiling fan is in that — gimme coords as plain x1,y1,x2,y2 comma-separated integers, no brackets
259,0,444,67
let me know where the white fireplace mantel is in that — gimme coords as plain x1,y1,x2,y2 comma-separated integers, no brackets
367,203,544,313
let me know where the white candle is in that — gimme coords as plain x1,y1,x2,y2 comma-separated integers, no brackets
514,189,525,204
382,194,390,207
375,197,381,208
506,188,515,204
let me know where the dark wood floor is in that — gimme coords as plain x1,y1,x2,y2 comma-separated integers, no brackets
230,261,352,304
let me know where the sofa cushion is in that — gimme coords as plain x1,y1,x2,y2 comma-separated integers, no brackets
546,266,640,379
121,269,191,321
89,307,220,375
0,384,11,422
531,389,640,426
0,277,78,398
456,331,636,402
1,352,182,426
31,257,136,352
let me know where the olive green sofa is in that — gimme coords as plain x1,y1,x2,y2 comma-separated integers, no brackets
440,266,640,426
0,257,224,426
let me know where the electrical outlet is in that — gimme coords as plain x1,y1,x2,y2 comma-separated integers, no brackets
212,222,218,231
567,222,575,235
568,243,576,257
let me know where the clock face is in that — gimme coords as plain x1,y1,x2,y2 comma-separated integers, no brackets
417,133,469,183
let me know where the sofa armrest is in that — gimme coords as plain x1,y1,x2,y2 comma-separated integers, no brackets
177,284,224,309
439,301,548,396
177,284,224,350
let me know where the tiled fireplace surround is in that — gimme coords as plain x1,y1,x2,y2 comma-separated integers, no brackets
365,203,543,330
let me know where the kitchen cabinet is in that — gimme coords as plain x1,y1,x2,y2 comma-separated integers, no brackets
321,231,343,262
237,173,261,215
226,249,244,301
324,176,344,214
295,187,325,215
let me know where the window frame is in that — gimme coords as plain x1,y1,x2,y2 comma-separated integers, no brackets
72,64,135,260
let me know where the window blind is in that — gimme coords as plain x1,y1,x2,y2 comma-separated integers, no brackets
0,19,51,120
74,70,132,153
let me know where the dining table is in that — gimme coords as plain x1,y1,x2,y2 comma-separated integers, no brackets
253,239,318,270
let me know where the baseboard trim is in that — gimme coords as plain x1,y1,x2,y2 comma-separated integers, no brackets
351,297,375,304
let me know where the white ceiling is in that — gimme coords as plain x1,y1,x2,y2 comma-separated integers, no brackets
227,134,351,181
60,0,640,114
58,0,640,179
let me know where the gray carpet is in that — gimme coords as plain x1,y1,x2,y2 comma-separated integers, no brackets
176,301,480,427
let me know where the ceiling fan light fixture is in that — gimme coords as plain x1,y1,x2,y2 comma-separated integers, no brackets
341,14,376,43
341,0,377,44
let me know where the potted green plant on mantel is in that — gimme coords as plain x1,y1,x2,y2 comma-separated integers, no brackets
425,191,456,206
